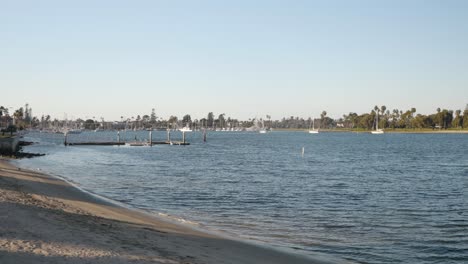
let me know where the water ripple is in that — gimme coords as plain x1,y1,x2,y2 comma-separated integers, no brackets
19,131,468,264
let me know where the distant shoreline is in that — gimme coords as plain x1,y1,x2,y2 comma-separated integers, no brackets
274,128,468,134
377,129,468,134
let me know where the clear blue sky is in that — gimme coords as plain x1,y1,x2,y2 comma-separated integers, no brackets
1,0,467,120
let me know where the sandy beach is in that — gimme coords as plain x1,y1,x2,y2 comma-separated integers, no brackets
0,159,340,264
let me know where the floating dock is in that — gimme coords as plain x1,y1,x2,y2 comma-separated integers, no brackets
150,141,190,146
66,142,125,146
66,141,189,146
64,130,191,146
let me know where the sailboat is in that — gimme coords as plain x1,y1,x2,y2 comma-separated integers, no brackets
308,118,319,134
179,126,192,132
371,111,384,134
259,119,267,134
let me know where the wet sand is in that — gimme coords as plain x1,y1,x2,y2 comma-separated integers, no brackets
0,159,341,264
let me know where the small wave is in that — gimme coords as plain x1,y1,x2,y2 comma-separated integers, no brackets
156,212,200,226
439,164,468,168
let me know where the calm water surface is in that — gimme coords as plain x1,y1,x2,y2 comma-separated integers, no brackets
17,131,468,264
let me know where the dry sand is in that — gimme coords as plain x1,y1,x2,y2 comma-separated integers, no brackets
0,159,342,264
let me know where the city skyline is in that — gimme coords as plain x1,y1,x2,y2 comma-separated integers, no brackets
2,1,467,120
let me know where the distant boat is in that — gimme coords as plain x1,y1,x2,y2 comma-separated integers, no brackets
371,111,384,134
67,129,82,134
259,119,267,134
60,128,82,134
125,142,150,147
179,126,192,132
308,119,319,134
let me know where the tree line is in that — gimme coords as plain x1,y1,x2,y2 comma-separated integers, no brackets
340,106,468,130
2,104,468,131
0,104,34,131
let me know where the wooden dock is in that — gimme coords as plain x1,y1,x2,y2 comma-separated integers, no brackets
66,142,125,146
66,141,189,146
64,130,191,146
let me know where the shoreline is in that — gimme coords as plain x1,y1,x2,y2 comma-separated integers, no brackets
269,128,468,133
0,158,342,264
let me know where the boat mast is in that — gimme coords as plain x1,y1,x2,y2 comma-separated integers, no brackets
376,110,379,130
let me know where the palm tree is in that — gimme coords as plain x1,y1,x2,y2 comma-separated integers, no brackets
381,105,386,114
320,111,327,129
436,108,442,128
0,106,6,117
454,110,462,128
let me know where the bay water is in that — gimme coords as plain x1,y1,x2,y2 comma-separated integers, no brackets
17,131,468,263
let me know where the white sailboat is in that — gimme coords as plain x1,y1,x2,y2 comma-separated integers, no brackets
179,126,192,132
308,118,319,134
259,119,267,133
371,110,384,134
